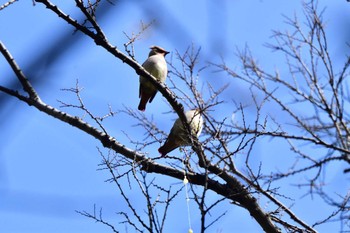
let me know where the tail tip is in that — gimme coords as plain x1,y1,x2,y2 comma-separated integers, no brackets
138,104,146,112
158,147,166,157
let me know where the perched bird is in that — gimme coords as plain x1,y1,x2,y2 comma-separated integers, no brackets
138,45,169,111
158,109,204,156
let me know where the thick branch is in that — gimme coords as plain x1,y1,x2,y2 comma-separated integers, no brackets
0,41,39,100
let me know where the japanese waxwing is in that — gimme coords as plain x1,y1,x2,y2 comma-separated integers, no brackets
138,45,169,111
158,109,204,156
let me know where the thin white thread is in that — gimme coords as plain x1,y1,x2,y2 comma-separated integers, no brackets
184,175,192,232
183,158,193,233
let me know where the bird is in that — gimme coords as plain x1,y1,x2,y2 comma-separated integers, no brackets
138,45,169,111
158,109,204,156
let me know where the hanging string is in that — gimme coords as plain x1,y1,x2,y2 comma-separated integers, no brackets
183,157,193,233
183,174,193,233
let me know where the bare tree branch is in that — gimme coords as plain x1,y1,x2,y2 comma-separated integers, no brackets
3,0,349,232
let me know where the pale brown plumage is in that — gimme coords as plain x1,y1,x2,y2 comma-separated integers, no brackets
138,46,169,111
158,109,204,156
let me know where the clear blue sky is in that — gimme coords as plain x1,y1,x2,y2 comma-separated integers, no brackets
0,0,349,232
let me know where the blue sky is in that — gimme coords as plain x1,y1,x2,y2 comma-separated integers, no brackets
1,0,350,232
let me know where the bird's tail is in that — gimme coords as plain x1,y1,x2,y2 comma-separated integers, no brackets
158,139,178,157
138,97,148,111
138,89,155,111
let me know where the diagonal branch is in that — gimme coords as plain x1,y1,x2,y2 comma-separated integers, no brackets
0,41,40,100
0,0,18,11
